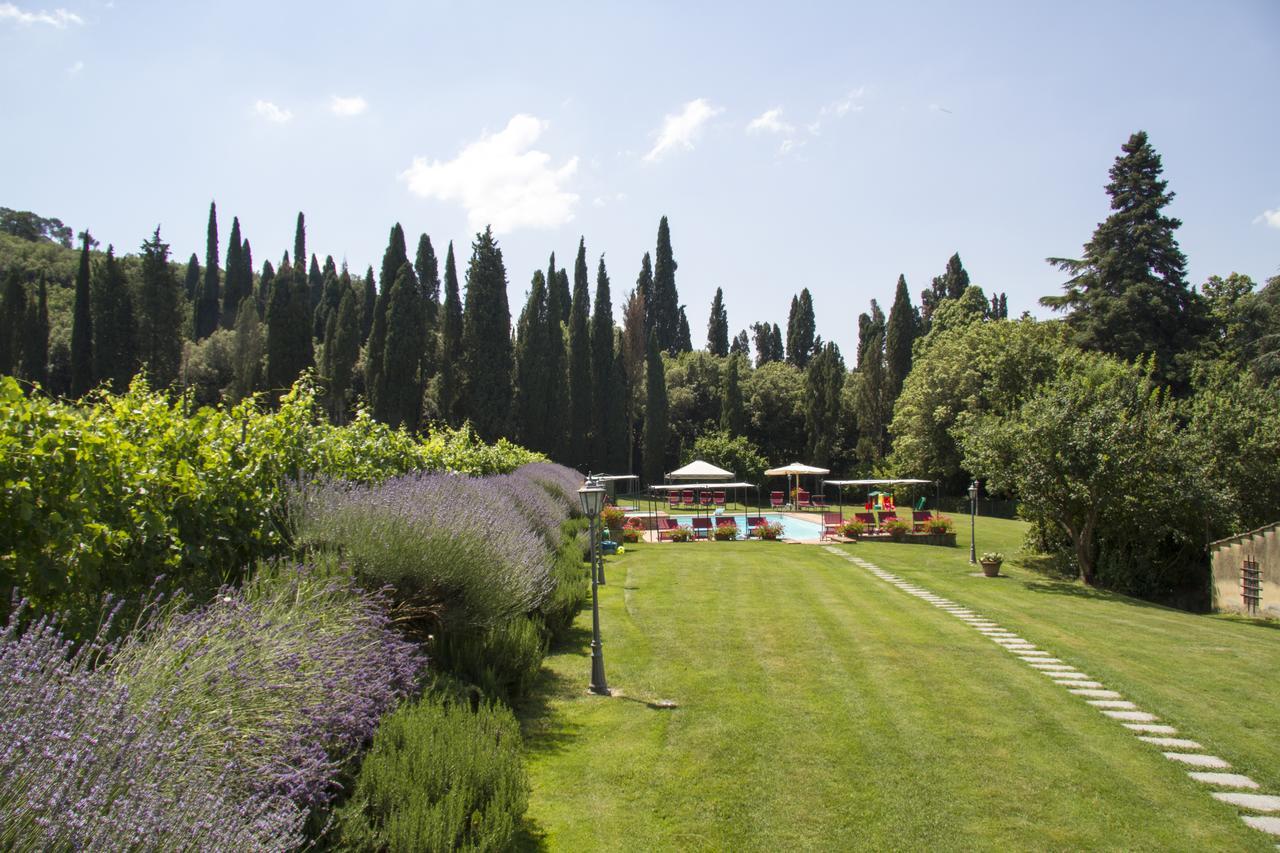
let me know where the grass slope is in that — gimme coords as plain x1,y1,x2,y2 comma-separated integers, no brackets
518,521,1277,851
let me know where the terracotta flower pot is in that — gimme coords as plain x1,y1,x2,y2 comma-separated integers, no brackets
980,560,1001,577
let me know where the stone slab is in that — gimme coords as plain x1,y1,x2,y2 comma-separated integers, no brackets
1164,752,1230,768
1241,816,1280,836
1102,710,1157,721
1044,670,1090,679
1070,689,1122,699
1137,736,1202,749
1189,772,1258,788
1028,662,1073,670
1124,723,1177,734
1088,700,1138,709
1213,793,1280,812
1059,680,1105,688
1021,657,1063,664
1018,650,1051,657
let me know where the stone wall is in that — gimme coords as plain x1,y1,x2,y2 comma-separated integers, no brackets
1211,521,1280,617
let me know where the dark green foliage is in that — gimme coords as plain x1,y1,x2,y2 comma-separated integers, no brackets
1201,272,1280,381
540,519,590,640
229,298,264,403
590,254,616,471
1042,131,1206,390
23,278,49,385
437,243,464,426
91,247,137,392
135,228,184,389
688,429,767,484
257,259,274,317
360,265,376,345
0,207,72,246
312,260,341,340
322,284,360,423
293,212,306,284
379,224,407,297
551,256,571,325
643,331,669,484
541,254,569,460
922,252,970,325
751,321,784,366
743,360,806,463
884,274,917,403
729,329,749,358
194,202,220,341
806,342,847,467
707,287,729,356
568,238,593,469
380,263,426,431
432,616,547,704
608,329,630,473
461,227,514,441
855,300,887,464
415,233,440,325
513,271,552,454
635,251,654,339
786,289,816,368
334,693,529,852
183,253,200,302
675,305,692,353
70,232,93,396
221,216,244,328
265,260,312,395
652,217,681,354
664,351,724,456
0,272,23,375
721,352,746,434
307,254,323,319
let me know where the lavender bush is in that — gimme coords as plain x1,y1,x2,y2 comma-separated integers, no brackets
107,558,423,810
0,600,307,851
294,473,557,630
515,461,584,516
489,471,568,547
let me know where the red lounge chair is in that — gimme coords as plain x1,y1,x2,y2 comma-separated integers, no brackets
912,510,933,532
691,517,713,540
822,512,843,539
714,490,726,507
667,492,679,510
770,491,784,508
810,494,826,508
715,518,739,538
855,511,877,531
682,489,695,507
700,491,714,508
878,511,898,531
796,490,811,509
657,518,681,541
745,516,767,537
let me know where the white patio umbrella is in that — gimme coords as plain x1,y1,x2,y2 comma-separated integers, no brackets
666,459,735,481
763,462,831,507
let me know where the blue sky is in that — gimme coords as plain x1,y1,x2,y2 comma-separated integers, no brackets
3,0,1278,358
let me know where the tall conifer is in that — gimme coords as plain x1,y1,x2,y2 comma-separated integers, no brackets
786,289,816,367
636,252,654,338
194,202,220,340
460,227,513,441
642,330,669,484
293,213,306,283
568,238,594,468
542,253,569,459
653,216,680,353
855,301,887,464
380,262,426,431
721,353,745,434
24,278,49,386
326,284,360,424
675,306,692,353
183,253,200,302
70,231,93,396
805,342,846,467
360,266,376,344
0,272,23,375
222,216,244,327
136,227,183,389
513,270,551,452
706,287,729,356
92,246,136,392
437,243,464,425
590,254,616,470
884,274,917,403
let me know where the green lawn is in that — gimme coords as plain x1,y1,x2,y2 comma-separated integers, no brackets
517,519,1280,851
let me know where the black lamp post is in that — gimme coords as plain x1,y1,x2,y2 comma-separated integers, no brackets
968,479,978,564
578,480,610,695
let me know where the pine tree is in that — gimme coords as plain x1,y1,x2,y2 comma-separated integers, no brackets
437,243,464,426
884,274,917,403
222,216,244,328
568,237,593,469
1042,130,1204,389
542,253,569,459
183,253,200,302
786,289,816,368
855,301,887,465
513,270,551,453
194,202,220,340
460,227,514,441
92,246,137,392
652,216,680,353
642,330,669,484
136,227,183,389
675,306,692,353
721,353,746,434
326,284,360,424
729,330,749,357
805,343,846,467
380,262,426,431
591,254,620,471
23,278,49,386
70,231,93,396
706,287,729,356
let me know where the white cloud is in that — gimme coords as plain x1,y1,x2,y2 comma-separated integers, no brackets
0,3,83,27
399,113,579,233
644,98,723,162
1254,208,1280,230
822,87,865,118
329,95,367,117
591,192,628,208
65,59,83,75
779,138,804,156
254,100,293,123
747,107,794,135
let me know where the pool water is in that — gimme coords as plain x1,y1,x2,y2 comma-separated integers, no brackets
673,512,823,540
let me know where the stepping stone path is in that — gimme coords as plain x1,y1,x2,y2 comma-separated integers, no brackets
820,545,1280,842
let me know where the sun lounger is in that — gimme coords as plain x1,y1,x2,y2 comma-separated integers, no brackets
656,518,681,541
912,510,932,532
691,517,713,540
770,491,784,509
745,516,767,537
822,512,843,539
796,490,811,509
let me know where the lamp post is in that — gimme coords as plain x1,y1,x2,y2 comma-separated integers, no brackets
586,475,606,585
578,480,610,696
968,480,978,564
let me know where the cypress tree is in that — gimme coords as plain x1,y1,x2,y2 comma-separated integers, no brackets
805,342,846,467
326,284,360,424
0,272,23,375
70,231,93,396
314,260,342,340
642,330,669,484
240,237,253,315
770,323,784,364
92,246,137,392
23,277,49,386
308,254,323,317
183,253,200,302
636,252,654,338
568,238,593,468
1042,130,1204,390
653,216,680,353
293,213,306,283
194,202,220,340
229,298,264,403
607,328,630,474
415,233,440,324
360,265,376,344
721,353,746,434
786,289,816,368
136,227,183,389
729,330,749,357
922,253,970,324
590,254,616,471
380,262,426,431
364,283,389,421
675,306,692,353
460,227,514,441
222,216,244,328
855,301,887,464
884,274,917,403
380,223,408,296
706,287,729,356
551,255,571,324
751,322,775,366
542,253,569,460
258,260,275,318
513,270,551,452
266,257,312,395
437,243,464,426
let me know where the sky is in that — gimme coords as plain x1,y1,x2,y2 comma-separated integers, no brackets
2,0,1278,358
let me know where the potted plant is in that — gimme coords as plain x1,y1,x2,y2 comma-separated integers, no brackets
925,515,954,534
713,522,739,541
622,526,642,544
757,521,784,541
979,551,1004,577
839,519,865,540
885,519,912,542
669,525,694,543
601,506,627,541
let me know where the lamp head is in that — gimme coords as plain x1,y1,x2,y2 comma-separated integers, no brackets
968,480,978,501
578,482,606,518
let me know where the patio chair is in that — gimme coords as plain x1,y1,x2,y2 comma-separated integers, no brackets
667,492,679,511
745,516,767,537
681,489,695,507
691,517,713,540
770,491,785,508
796,489,811,509
878,510,898,529
700,491,714,508
821,512,843,540
656,518,681,541
912,510,933,532
714,490,726,507
715,517,739,539
810,494,827,508
855,511,877,531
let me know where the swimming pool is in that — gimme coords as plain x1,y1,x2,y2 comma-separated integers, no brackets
673,512,823,540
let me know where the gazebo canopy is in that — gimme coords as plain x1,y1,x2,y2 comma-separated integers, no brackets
666,460,735,481
823,478,931,486
765,462,831,477
649,481,757,491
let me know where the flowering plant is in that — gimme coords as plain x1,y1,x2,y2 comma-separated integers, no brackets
925,515,955,534
981,552,1004,563
713,522,739,541
601,506,627,529
669,525,694,542
884,519,912,541
839,520,865,539
622,527,642,543
757,521,784,541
